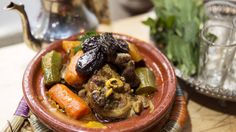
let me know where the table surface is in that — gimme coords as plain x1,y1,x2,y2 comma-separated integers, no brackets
1,12,236,132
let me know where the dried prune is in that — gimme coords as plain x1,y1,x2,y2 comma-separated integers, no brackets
82,36,101,52
116,39,129,53
76,48,105,74
82,33,128,56
100,33,129,54
77,33,130,75
122,61,140,88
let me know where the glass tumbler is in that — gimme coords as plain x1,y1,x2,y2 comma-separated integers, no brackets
224,18,236,89
198,24,236,88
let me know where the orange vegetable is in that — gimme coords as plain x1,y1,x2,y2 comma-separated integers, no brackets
48,84,90,119
128,43,143,62
62,41,81,52
64,51,86,86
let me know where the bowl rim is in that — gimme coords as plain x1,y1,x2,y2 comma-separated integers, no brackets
22,32,176,132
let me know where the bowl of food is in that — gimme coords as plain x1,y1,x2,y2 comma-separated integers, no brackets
23,32,176,131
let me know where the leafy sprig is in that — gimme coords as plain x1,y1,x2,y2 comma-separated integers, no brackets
143,0,205,75
78,31,97,42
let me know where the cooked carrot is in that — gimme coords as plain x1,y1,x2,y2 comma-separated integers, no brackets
48,84,90,119
128,43,143,62
62,41,82,57
62,41,81,53
64,51,86,86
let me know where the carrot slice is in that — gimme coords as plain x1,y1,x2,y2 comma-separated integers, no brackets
48,84,90,119
62,41,81,53
128,43,143,62
64,51,86,86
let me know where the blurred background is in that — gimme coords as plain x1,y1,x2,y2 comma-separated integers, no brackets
0,0,153,47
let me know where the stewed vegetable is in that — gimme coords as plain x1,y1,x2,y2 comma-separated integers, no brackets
135,67,157,94
42,50,62,85
64,51,86,87
128,43,143,62
48,84,90,119
41,32,157,125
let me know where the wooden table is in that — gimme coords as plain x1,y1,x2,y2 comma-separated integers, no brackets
98,12,236,132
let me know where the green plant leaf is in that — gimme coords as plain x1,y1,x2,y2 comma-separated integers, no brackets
144,0,204,76
73,45,82,54
143,18,157,35
78,31,97,42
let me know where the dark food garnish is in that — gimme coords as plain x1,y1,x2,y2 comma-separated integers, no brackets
122,61,140,88
76,33,129,75
76,48,105,74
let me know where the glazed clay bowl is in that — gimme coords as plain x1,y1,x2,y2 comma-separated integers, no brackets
23,33,176,132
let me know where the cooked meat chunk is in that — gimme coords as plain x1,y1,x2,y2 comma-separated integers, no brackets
114,53,132,68
132,100,143,114
78,89,87,98
122,61,140,88
132,95,150,114
136,95,149,109
85,65,132,121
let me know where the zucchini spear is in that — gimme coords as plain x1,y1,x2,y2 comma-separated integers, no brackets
135,67,157,94
42,50,62,85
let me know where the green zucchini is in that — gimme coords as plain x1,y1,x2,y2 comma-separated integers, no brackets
42,50,62,85
135,67,156,94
